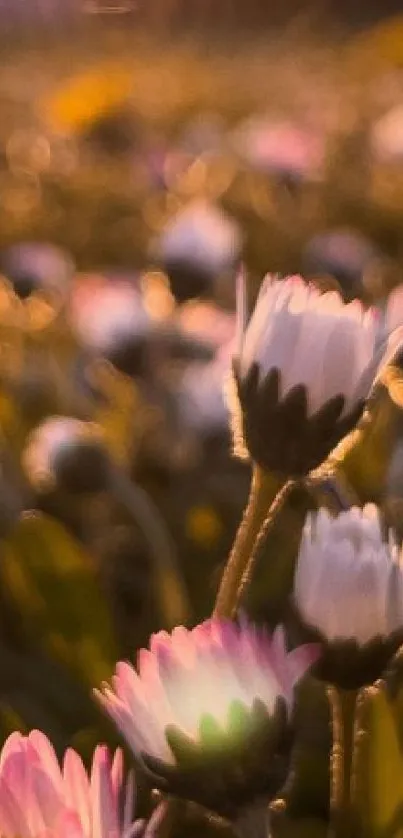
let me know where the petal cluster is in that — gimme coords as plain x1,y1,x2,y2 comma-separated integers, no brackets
96,619,318,764
236,274,380,418
0,731,139,838
294,504,403,646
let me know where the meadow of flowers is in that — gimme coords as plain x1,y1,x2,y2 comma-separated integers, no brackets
1,16,403,838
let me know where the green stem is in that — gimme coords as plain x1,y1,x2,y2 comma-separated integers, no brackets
328,687,359,838
213,465,284,619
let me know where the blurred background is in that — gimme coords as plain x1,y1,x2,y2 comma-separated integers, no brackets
1,2,403,832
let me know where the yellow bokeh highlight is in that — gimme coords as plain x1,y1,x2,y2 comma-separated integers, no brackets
43,63,133,133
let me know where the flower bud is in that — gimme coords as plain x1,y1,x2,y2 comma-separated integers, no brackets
230,272,403,477
293,504,403,687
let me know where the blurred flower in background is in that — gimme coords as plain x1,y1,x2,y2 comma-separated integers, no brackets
302,229,381,302
233,117,325,187
69,275,153,378
152,201,242,303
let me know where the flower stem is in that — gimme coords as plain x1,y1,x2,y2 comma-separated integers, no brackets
213,465,284,619
328,687,359,838
233,478,295,615
148,798,183,838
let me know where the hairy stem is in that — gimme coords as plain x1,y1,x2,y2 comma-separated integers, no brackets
233,478,295,616
213,465,284,619
328,687,359,838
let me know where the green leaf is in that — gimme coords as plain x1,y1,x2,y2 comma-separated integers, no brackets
353,682,403,838
1,512,118,689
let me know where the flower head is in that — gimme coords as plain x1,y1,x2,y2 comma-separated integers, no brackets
0,731,141,838
231,272,403,476
96,619,317,817
293,504,403,687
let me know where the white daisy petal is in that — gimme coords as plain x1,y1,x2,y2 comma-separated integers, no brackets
294,505,403,646
237,274,394,418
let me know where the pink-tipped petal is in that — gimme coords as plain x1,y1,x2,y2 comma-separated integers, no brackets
91,745,119,838
28,730,63,791
122,770,135,833
63,748,91,835
286,644,321,686
98,618,313,765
